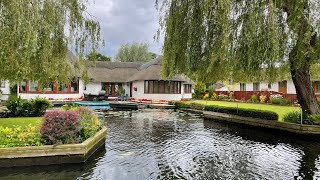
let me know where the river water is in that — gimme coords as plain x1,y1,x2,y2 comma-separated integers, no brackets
1,109,320,180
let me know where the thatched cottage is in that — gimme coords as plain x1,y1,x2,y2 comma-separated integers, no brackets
16,56,193,101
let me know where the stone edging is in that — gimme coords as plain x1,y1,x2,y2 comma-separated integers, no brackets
0,126,107,167
181,108,320,135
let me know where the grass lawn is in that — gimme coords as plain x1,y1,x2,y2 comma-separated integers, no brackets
191,100,300,121
0,117,42,128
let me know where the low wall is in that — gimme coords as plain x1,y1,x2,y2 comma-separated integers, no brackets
181,108,320,136
0,127,107,167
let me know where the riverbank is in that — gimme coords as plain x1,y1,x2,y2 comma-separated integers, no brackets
190,100,300,121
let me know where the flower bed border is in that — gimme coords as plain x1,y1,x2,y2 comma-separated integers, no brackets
0,126,107,167
181,108,320,136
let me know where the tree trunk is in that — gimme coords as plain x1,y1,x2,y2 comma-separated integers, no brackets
290,65,320,114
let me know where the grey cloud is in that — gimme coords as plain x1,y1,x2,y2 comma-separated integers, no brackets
87,0,163,58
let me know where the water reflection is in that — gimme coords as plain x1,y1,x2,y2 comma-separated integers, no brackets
0,109,319,180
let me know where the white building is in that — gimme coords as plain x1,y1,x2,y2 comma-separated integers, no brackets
14,57,193,101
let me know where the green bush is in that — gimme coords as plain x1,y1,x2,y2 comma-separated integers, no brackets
0,125,43,147
208,85,214,99
307,114,320,125
174,101,189,109
270,97,290,106
189,103,205,110
194,82,206,99
250,95,258,103
6,96,52,117
31,98,53,117
283,111,303,124
78,109,103,139
204,105,278,120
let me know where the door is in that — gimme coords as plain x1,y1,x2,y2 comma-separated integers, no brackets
278,81,287,93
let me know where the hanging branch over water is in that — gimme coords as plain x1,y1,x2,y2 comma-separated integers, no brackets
0,0,103,84
157,0,320,114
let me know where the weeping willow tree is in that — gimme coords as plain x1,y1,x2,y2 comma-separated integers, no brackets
157,0,320,114
0,0,102,85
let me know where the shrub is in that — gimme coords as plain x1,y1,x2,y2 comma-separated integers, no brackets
218,94,229,101
270,97,290,106
79,112,102,139
194,82,206,99
204,105,278,120
30,98,53,117
211,93,218,100
0,125,43,147
189,103,205,110
174,101,189,109
307,114,320,125
250,95,258,103
41,110,81,145
208,85,214,99
6,96,32,117
203,94,209,100
6,96,52,117
283,111,302,124
259,95,267,103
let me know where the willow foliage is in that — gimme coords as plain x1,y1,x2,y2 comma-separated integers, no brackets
0,0,102,84
157,0,320,83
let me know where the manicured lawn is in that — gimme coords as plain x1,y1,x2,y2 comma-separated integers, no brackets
191,100,300,121
0,117,42,128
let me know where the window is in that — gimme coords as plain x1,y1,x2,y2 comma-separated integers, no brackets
20,81,27,92
314,81,320,93
268,83,272,89
144,81,181,94
240,83,246,91
184,84,192,93
43,83,53,92
70,81,78,92
29,82,38,92
59,84,68,92
253,82,260,91
101,82,107,91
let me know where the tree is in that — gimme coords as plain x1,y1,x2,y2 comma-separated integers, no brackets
115,42,152,62
87,52,111,62
157,0,320,114
0,1,102,84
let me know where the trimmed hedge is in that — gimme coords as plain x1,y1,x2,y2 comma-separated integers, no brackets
204,105,278,120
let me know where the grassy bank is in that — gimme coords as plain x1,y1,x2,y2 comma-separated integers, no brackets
0,117,42,128
190,100,300,121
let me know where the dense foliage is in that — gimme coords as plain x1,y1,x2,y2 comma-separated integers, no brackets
87,52,111,62
5,96,52,117
0,125,42,147
283,111,320,125
0,1,102,84
157,0,320,114
193,82,206,99
115,42,153,62
41,110,81,144
204,105,279,120
40,107,103,145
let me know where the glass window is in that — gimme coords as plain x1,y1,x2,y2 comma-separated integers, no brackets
20,81,27,92
154,81,159,93
59,84,68,92
165,81,170,93
144,81,149,93
114,84,119,95
268,83,272,89
240,83,246,91
29,82,38,92
43,83,53,92
101,82,107,91
71,81,78,92
160,81,165,93
253,82,260,91
185,85,192,93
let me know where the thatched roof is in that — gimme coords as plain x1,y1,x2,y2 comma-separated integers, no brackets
127,57,194,84
86,57,194,84
87,61,143,83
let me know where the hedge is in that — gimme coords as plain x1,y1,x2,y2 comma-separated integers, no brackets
204,105,278,121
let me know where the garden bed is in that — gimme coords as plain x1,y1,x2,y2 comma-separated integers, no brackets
0,126,107,167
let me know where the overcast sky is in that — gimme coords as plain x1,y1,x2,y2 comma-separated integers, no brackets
87,0,163,58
